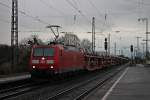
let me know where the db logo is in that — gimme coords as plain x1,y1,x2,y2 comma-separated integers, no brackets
40,60,45,64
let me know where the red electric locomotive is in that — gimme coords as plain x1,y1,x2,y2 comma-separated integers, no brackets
29,43,129,78
29,44,85,77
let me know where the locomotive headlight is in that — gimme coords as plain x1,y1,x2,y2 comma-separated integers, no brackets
32,66,35,69
47,60,54,64
50,66,54,69
32,60,39,64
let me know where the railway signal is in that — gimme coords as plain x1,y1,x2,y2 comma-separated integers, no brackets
130,45,134,65
104,38,108,51
130,45,133,52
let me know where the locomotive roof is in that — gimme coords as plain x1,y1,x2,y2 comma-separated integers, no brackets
32,44,80,51
32,44,64,48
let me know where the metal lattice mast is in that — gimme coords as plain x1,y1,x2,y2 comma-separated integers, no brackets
11,0,18,67
138,18,149,61
92,17,95,53
136,36,141,56
114,42,116,55
146,19,148,59
108,33,110,55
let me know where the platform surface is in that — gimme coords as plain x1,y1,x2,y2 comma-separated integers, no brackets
101,64,150,100
0,73,30,84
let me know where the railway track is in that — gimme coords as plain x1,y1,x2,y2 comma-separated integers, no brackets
0,70,104,100
74,69,121,100
46,65,126,100
0,64,128,100
0,81,47,100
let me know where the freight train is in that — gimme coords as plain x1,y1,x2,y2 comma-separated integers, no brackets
29,43,128,77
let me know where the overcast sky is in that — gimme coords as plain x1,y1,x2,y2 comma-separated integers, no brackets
0,0,150,56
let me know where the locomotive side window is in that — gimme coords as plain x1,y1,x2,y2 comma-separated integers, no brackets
33,48,43,56
44,48,54,56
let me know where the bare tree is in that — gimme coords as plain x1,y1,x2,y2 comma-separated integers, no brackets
19,35,45,46
18,35,45,65
58,33,81,47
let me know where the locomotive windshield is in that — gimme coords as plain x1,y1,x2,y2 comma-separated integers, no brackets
44,48,54,56
33,47,54,56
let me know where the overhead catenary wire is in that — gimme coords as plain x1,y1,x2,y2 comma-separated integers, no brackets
0,0,90,39
87,0,104,22
39,0,66,16
65,0,91,24
0,16,34,30
0,0,113,37
71,0,78,8
0,1,11,8
0,1,48,31
66,0,105,32
86,0,111,32
0,18,49,33
0,1,48,25
86,0,112,30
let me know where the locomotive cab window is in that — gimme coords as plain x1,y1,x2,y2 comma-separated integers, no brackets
33,48,43,56
33,48,54,56
44,48,54,56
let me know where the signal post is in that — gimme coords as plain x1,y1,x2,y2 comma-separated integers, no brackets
130,45,134,65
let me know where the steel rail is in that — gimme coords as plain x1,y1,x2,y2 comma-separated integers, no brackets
0,82,36,94
0,81,47,100
74,67,124,100
46,66,126,100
